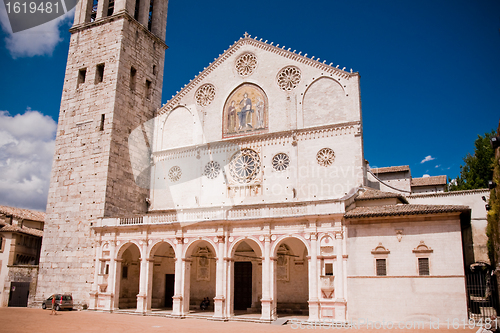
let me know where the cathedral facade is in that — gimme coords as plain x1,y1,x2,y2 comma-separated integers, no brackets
37,0,473,323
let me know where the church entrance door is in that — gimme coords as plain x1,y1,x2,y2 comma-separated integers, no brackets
234,261,252,310
164,274,175,308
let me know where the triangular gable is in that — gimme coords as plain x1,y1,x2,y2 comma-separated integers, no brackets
158,33,356,116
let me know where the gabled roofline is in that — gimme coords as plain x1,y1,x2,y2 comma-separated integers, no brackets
157,33,358,116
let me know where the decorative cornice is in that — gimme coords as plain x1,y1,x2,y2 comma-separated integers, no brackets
95,197,345,228
157,34,357,116
153,121,361,162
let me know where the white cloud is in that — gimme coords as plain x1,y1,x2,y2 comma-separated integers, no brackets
435,164,441,168
420,155,435,164
422,174,430,178
0,3,74,58
0,109,56,211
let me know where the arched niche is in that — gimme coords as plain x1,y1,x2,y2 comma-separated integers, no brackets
302,77,347,127
161,106,195,150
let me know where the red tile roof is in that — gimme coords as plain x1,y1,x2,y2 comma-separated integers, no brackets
0,224,43,237
345,204,470,219
0,205,45,222
370,165,410,174
356,188,408,204
411,176,447,187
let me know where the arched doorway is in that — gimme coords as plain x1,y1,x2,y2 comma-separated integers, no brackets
150,242,176,309
274,237,309,316
184,240,217,313
230,239,263,315
118,243,141,309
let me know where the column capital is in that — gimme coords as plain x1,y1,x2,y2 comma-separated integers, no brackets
259,234,272,242
335,231,343,239
309,232,318,241
216,235,225,243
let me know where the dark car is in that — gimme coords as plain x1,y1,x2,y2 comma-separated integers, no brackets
41,294,73,311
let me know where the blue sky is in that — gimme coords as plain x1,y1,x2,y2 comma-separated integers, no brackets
0,0,499,210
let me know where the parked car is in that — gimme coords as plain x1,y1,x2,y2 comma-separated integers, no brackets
41,294,73,311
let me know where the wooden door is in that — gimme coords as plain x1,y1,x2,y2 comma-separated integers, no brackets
234,262,252,310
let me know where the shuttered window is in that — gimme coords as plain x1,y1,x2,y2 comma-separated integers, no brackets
418,258,429,275
376,259,386,276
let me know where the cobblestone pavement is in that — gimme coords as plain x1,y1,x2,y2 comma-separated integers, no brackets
0,308,478,333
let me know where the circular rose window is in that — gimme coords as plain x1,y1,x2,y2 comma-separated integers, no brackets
272,153,290,171
316,148,335,167
229,148,261,183
168,166,182,182
204,161,221,179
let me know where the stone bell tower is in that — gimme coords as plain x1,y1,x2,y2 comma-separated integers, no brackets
36,0,169,307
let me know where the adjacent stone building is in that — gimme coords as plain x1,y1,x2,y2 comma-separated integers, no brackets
0,206,44,307
37,0,485,323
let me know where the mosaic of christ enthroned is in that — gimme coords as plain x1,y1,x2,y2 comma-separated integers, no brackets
223,83,268,138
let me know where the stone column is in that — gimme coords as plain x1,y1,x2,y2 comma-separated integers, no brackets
213,235,226,319
136,240,149,313
96,0,106,19
139,0,150,27
106,241,117,311
172,237,184,317
146,257,154,311
89,240,101,310
260,235,273,321
335,231,346,321
308,232,320,321
73,0,90,25
113,0,127,13
225,257,234,317
182,258,192,314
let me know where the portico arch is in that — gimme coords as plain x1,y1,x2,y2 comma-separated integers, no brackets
183,239,218,313
272,236,309,316
228,237,263,316
116,242,141,309
149,241,176,309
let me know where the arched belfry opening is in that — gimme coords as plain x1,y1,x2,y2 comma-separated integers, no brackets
274,237,309,316
117,243,141,309
184,240,217,313
230,239,263,315
150,242,176,309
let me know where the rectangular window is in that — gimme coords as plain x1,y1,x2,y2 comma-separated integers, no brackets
418,258,429,276
100,114,105,131
325,263,333,276
90,0,98,22
0,237,3,252
376,259,386,276
145,80,151,100
105,264,109,275
147,0,154,31
130,67,136,91
134,0,141,20
122,266,128,279
107,0,114,16
95,63,105,83
77,68,87,88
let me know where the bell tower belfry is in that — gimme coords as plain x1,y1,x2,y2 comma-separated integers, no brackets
36,0,169,307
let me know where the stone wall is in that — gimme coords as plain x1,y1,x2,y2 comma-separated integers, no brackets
37,2,168,307
346,216,467,322
4,265,39,308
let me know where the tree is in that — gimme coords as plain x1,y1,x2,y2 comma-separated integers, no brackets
449,130,496,191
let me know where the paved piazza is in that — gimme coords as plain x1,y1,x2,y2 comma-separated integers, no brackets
0,308,478,333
